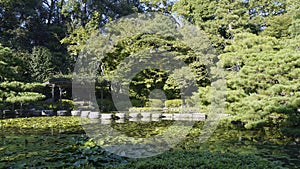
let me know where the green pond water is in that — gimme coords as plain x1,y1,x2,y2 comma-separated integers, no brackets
109,119,300,168
0,116,299,168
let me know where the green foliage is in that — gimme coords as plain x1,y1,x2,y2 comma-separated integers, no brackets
0,81,46,105
111,150,284,169
261,14,293,38
97,99,116,112
0,116,82,134
79,13,214,104
164,66,197,92
130,99,145,107
1,1,300,167
0,44,27,81
1,116,299,168
0,117,125,168
146,99,164,108
128,107,163,112
5,92,45,104
165,99,183,108
61,99,75,110
29,46,55,82
173,0,288,51
198,32,300,129
140,0,174,12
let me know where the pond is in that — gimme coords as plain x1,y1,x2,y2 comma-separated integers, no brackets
0,116,299,168
83,117,300,167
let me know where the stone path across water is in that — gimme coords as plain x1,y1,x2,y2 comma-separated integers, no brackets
71,111,211,124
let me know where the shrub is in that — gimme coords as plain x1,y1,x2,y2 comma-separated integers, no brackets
35,100,74,110
131,99,145,107
165,99,183,108
62,99,75,110
146,99,164,108
97,99,115,112
129,107,163,112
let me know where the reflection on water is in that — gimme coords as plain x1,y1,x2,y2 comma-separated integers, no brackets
2,115,299,167
82,117,300,167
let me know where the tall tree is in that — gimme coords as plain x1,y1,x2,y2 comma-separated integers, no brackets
0,45,45,110
61,0,143,60
172,0,288,52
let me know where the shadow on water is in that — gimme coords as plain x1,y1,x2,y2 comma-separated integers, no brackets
96,117,300,168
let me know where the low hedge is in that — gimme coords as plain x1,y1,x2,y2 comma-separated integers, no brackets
131,99,146,107
165,99,183,108
129,107,163,112
146,99,164,108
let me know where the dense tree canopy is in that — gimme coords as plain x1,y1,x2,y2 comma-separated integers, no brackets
0,0,299,131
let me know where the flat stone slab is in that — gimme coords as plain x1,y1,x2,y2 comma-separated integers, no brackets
140,113,151,117
81,111,90,117
115,113,126,118
57,110,67,116
42,110,54,116
161,114,173,120
129,118,139,122
173,114,193,119
161,114,173,118
101,113,112,119
161,117,173,120
89,112,100,119
151,118,160,121
151,113,162,118
141,117,151,122
192,113,206,118
71,110,81,116
129,113,141,118
115,119,125,123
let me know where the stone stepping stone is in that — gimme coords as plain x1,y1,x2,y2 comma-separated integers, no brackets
57,110,67,116
162,114,173,118
192,113,206,118
151,118,160,122
151,113,162,118
89,112,100,119
129,113,141,118
115,113,126,118
173,114,193,119
71,110,81,116
129,118,139,122
101,113,112,119
42,110,54,116
140,113,151,118
115,118,125,123
192,113,206,121
81,111,90,118
161,114,173,120
173,114,192,121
